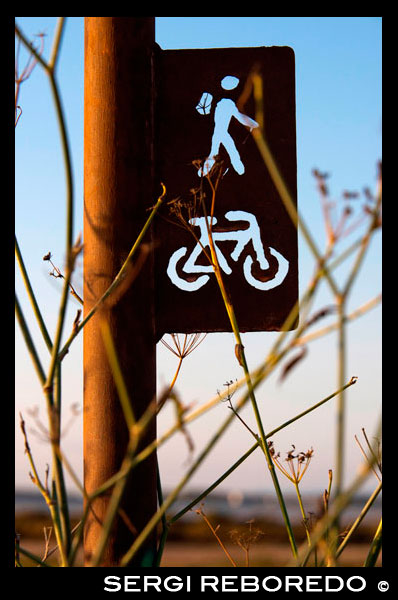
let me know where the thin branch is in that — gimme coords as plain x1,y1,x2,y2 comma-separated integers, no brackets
15,237,53,352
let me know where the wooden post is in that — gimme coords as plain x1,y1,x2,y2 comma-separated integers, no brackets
83,17,157,566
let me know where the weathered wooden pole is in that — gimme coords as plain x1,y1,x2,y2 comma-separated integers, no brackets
83,17,157,566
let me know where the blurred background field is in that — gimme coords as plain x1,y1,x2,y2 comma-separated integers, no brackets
16,489,381,567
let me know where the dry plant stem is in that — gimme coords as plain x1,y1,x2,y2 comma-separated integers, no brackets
16,245,78,562
37,521,83,566
336,481,382,559
251,136,338,297
243,247,338,398
202,187,298,559
251,75,382,531
15,31,45,125
196,509,237,567
16,19,75,559
100,372,358,518
333,183,382,499
169,377,357,525
92,372,356,565
332,194,380,512
48,17,66,70
294,294,381,347
355,429,382,482
46,255,84,305
323,469,333,556
116,352,295,567
155,334,205,561
94,376,357,544
17,546,52,567
19,414,68,566
169,357,183,394
342,176,382,299
15,21,75,385
42,526,53,563
48,444,90,565
291,419,381,567
77,227,354,518
252,84,381,554
15,260,70,563
156,355,183,415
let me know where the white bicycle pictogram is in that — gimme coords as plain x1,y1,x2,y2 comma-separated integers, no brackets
167,210,289,292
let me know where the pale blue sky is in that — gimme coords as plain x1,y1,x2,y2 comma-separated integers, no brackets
15,17,381,499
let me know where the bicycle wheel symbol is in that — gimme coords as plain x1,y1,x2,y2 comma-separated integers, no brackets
166,210,289,292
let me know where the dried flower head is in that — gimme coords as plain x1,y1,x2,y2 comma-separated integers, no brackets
229,520,264,567
269,441,314,484
217,379,238,403
160,333,207,360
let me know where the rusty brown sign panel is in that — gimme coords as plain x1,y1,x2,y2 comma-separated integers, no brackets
154,46,298,338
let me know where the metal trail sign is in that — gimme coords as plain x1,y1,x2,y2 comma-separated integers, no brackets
154,46,298,337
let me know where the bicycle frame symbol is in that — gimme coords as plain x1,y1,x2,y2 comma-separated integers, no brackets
167,210,289,292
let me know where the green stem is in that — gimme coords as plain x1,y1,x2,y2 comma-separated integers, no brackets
99,319,136,428
19,413,67,566
17,546,53,567
251,127,339,297
90,372,357,567
155,460,169,567
95,373,359,524
44,79,74,392
15,294,46,385
203,199,298,558
294,481,311,547
334,295,346,499
118,393,251,566
49,17,66,71
58,185,166,361
170,377,357,525
169,444,258,524
15,237,53,352
363,517,382,567
16,19,73,563
89,466,130,566
292,418,381,567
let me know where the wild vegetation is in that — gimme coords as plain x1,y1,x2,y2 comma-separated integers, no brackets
15,18,381,567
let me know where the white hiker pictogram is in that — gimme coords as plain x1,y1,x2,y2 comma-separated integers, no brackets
167,210,289,291
196,75,259,176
